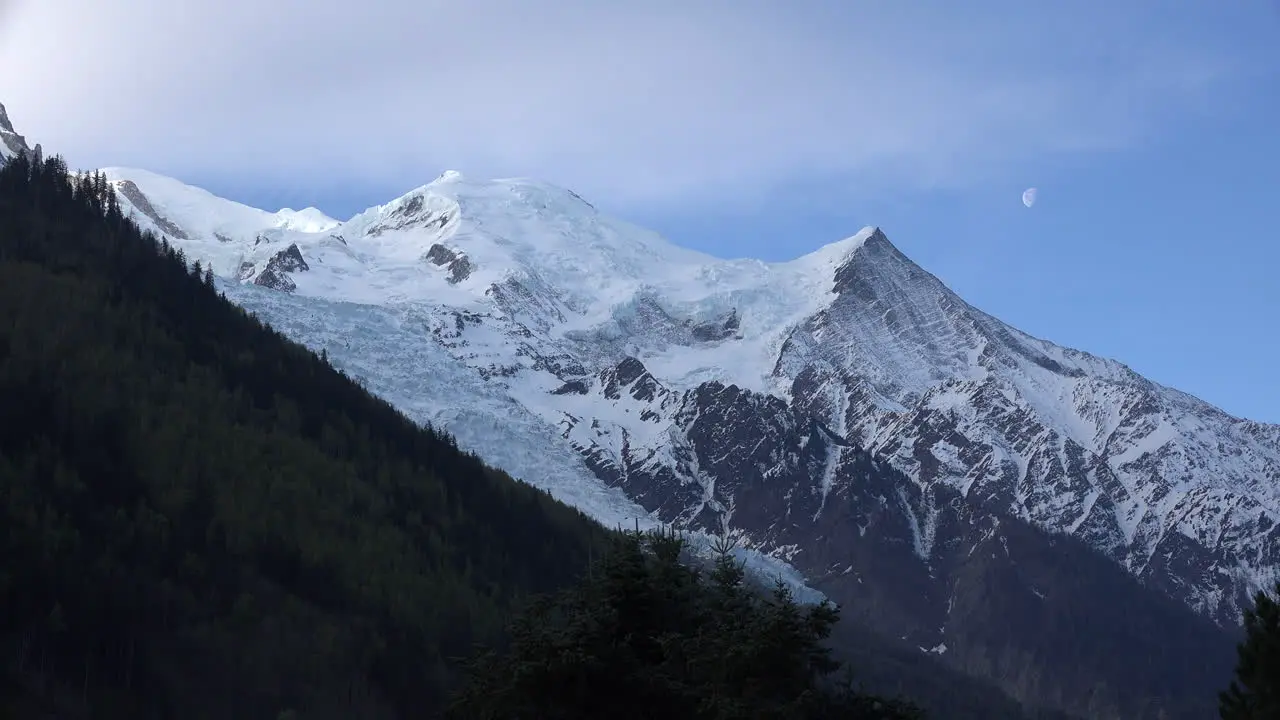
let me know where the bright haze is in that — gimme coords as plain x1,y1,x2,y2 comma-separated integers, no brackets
1,0,1278,423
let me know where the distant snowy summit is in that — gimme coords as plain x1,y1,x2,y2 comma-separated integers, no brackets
97,164,886,394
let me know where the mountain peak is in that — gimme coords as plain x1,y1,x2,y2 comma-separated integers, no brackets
0,101,32,162
431,169,465,185
831,225,916,291
274,206,341,232
781,225,881,278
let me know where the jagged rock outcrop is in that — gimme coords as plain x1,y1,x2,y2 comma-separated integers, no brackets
253,243,310,292
112,180,190,240
425,243,474,283
0,103,32,162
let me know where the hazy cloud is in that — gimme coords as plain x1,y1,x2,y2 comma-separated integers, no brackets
0,0,1264,210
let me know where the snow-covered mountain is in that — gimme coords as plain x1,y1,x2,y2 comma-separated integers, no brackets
85,162,1280,629
6,99,1263,714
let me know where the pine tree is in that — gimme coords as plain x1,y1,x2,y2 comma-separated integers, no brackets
105,183,120,217
1220,581,1280,719
447,528,923,720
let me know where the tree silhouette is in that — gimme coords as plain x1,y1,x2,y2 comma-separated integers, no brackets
448,528,924,720
1219,581,1280,719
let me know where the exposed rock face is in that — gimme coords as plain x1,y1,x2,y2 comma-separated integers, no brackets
556,355,1237,718
0,103,32,162
759,230,1280,628
367,193,452,237
112,180,190,240
253,244,310,293
424,243,474,284
690,310,740,342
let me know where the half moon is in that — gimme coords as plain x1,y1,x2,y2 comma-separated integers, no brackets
1022,188,1037,208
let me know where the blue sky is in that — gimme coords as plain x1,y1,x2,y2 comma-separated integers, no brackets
1,0,1277,422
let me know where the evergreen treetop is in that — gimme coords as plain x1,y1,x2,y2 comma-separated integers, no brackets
1220,581,1280,719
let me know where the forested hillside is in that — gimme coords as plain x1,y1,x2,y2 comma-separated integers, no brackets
0,153,612,718
448,529,924,720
